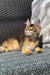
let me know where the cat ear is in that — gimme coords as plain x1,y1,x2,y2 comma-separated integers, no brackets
26,19,31,27
35,19,40,28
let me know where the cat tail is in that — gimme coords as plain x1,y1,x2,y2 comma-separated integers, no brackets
0,46,5,53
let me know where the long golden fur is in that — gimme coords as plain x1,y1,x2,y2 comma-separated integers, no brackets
0,19,44,55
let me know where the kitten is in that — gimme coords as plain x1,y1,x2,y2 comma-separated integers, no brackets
0,19,44,55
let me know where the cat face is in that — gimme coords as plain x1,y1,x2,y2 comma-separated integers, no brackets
24,19,41,38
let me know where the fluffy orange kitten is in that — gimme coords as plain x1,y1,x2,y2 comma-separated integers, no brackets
0,19,44,55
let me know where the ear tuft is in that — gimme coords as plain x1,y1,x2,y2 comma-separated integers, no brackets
35,19,40,28
26,19,31,27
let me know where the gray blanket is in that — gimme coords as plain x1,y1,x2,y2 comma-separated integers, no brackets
0,48,50,75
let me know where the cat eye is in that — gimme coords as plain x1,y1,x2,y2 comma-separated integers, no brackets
30,24,33,27
34,30,37,32
33,28,35,29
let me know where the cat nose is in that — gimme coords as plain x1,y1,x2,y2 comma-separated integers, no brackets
29,30,30,31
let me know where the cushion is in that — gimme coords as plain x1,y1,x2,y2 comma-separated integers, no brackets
0,48,50,75
31,0,50,48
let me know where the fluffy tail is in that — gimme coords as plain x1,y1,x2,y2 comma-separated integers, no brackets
0,46,5,53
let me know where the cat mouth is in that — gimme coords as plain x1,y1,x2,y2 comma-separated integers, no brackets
26,32,33,36
28,32,32,35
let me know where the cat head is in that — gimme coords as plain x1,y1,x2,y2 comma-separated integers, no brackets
24,19,41,38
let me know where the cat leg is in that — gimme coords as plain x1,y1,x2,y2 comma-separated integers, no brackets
4,47,10,52
0,46,5,52
22,46,32,55
35,47,44,53
0,46,9,52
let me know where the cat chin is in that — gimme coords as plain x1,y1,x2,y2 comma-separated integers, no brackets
25,34,35,39
26,32,32,36
28,33,32,36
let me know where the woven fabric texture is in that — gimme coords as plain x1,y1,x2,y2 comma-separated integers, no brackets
0,48,50,75
0,0,33,44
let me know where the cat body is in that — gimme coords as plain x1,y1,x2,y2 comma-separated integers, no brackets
0,19,44,55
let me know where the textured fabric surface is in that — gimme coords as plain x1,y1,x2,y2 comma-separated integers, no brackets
0,0,32,18
0,0,33,44
0,48,50,75
31,0,50,48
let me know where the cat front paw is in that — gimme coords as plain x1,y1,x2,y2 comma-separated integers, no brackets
0,46,4,52
22,50,32,55
22,47,32,55
35,47,44,53
25,50,32,55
